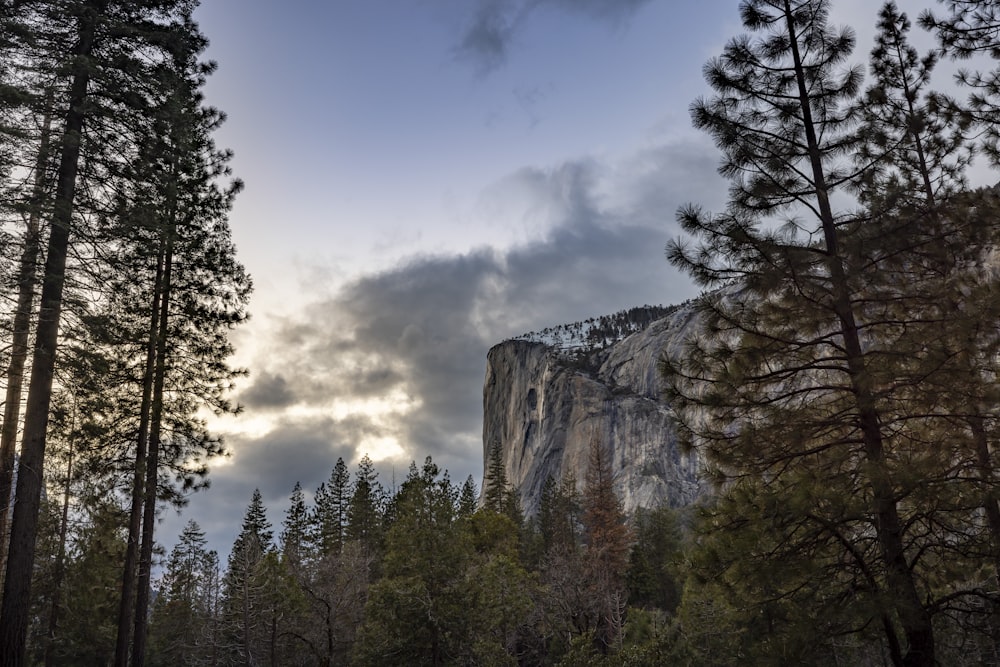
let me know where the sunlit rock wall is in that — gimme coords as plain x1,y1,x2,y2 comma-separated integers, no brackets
482,305,703,516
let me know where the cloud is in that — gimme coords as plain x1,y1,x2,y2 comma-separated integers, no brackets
238,370,295,409
238,134,722,480
170,134,724,561
455,0,653,73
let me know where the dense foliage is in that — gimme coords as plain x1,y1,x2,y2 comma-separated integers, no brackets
661,1,1000,665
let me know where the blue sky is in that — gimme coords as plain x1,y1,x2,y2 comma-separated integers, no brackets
160,0,905,560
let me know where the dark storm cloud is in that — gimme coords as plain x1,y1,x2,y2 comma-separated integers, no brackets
456,0,653,73
238,370,295,409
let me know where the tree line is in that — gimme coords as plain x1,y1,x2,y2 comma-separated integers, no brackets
25,443,678,666
0,2,250,666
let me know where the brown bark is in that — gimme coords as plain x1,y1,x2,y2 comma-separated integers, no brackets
970,415,1000,661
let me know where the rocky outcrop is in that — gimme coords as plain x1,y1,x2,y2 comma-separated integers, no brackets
482,304,703,516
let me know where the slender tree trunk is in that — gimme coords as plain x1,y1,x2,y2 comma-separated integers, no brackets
131,214,175,667
43,430,73,667
0,4,100,662
969,415,1000,660
0,97,55,578
782,3,934,664
114,241,165,667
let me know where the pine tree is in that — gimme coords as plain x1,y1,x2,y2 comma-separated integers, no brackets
483,439,520,522
660,1,966,663
311,457,351,556
920,1,1000,163
221,489,273,666
457,475,478,518
858,2,970,210
0,3,238,661
581,438,630,654
147,521,217,666
118,19,250,663
346,455,384,564
354,457,469,665
280,482,310,572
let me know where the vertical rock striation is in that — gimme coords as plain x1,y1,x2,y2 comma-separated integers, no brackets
482,304,703,516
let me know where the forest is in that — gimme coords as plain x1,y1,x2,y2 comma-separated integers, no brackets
3,0,1000,665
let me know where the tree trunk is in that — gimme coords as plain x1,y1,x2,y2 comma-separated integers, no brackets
0,3,100,662
969,415,1000,661
0,95,54,579
113,241,165,667
43,431,73,667
131,208,175,667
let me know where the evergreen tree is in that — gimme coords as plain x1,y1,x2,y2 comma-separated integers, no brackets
147,521,218,666
221,489,273,666
311,457,351,555
0,2,249,662
581,439,631,654
655,1,989,663
920,1,1000,161
353,457,533,666
457,475,478,519
484,439,521,522
45,498,128,666
858,2,970,210
280,482,309,572
346,454,384,564
625,507,684,614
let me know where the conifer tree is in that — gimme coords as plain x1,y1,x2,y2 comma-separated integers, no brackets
147,521,217,666
346,455,384,563
858,1,970,210
483,439,521,522
280,482,310,572
1,2,233,661
581,438,630,654
457,475,478,518
221,489,273,666
658,1,973,663
311,457,351,555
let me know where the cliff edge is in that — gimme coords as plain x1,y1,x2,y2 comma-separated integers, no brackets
482,304,703,516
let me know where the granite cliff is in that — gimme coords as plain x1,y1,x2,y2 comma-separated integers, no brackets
482,304,703,516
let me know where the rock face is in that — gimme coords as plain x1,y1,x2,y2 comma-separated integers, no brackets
482,304,703,516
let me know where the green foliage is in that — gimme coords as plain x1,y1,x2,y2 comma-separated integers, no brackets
662,1,1000,664
625,507,684,614
346,454,385,564
312,456,352,555
280,482,310,570
458,474,478,518
46,500,128,665
147,521,220,666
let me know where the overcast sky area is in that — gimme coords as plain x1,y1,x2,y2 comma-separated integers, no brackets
160,0,945,561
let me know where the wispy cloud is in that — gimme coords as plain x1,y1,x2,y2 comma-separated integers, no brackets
455,0,653,73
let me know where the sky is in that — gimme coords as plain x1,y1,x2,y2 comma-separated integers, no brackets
157,0,937,561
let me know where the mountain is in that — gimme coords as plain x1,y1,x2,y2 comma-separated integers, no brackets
482,304,704,516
